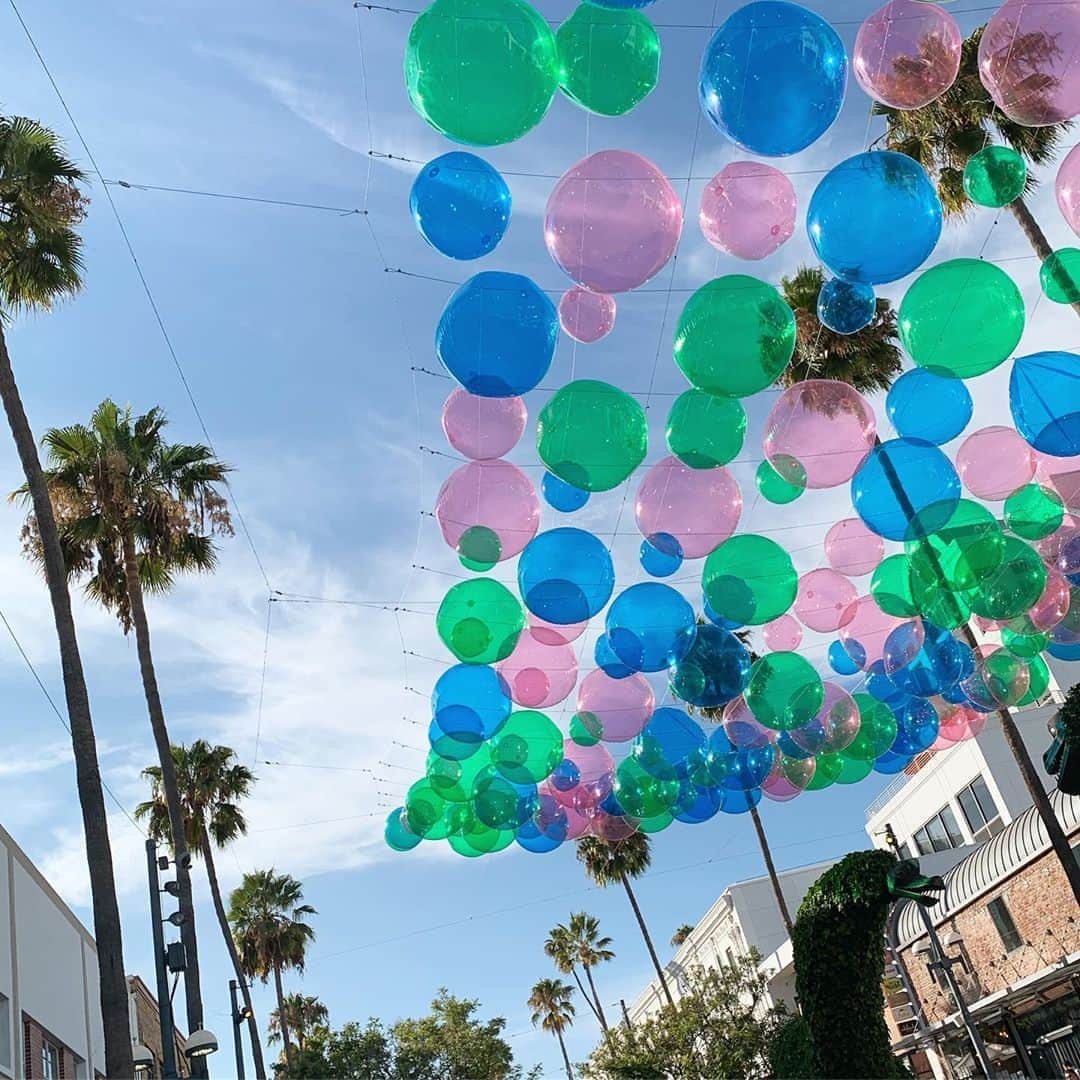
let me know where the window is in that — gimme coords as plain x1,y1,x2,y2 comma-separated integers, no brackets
958,776,1003,842
913,805,966,854
41,1039,58,1080
0,994,9,1071
724,947,735,968
987,897,1023,952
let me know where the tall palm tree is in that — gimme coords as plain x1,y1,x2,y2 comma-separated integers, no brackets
268,993,329,1053
563,913,613,1033
135,741,267,1079
544,923,605,1033
229,869,317,1075
17,399,233,1048
528,978,576,1080
876,26,1079,317
0,115,132,1077
576,835,675,1008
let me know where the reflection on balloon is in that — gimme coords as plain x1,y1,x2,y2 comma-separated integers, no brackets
963,145,1027,208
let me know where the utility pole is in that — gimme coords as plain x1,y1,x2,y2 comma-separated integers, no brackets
147,839,179,1080
229,981,246,1080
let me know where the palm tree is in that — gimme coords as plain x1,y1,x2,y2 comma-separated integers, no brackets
576,835,675,1008
0,115,132,1077
528,978,576,1080
135,741,267,1079
561,913,613,1033
17,399,233,1047
269,993,329,1053
670,924,694,948
229,869,317,1075
876,26,1079,317
545,922,606,1033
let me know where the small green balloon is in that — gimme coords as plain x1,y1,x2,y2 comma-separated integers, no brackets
570,711,602,746
963,536,1047,621
906,500,1005,592
556,3,660,117
404,0,560,146
834,754,875,786
981,650,1030,707
472,765,527,829
962,145,1027,208
871,554,919,618
636,810,674,834
899,259,1024,379
1040,248,1080,305
458,525,502,571
427,749,488,803
1017,653,1050,706
805,752,843,791
405,779,451,839
744,651,824,731
756,458,805,505
1002,626,1049,659
385,807,422,852
436,577,524,664
537,379,647,492
673,276,796,397
613,756,679,818
665,389,746,469
843,694,898,762
1004,483,1064,540
702,534,798,626
490,710,563,784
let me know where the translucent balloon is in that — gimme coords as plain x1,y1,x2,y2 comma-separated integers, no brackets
756,458,806,505
437,578,525,666
577,669,654,743
829,638,866,675
866,659,910,709
957,426,1036,501
606,583,697,673
442,390,526,461
722,696,777,749
558,287,616,344
673,276,796,397
1040,248,1080,306
794,568,858,633
518,528,614,624
825,517,885,577
496,628,577,708
670,624,753,707
898,259,1024,380
537,380,648,492
963,145,1027,208
640,533,683,578
965,536,1047,621
744,651,825,731
544,150,682,293
549,740,615,812
410,152,511,260
542,472,589,513
405,779,451,838
1057,142,1080,235
839,595,905,669
635,708,706,777
635,456,742,559
699,162,796,260
405,0,559,145
871,555,916,618
980,649,1031,707
853,0,961,109
886,368,972,447
807,152,942,286
489,710,564,785
1017,652,1050,706
762,752,816,802
666,390,747,469
817,278,876,335
1010,352,1080,457
703,535,798,626
709,729,776,792
437,272,558,397
385,807,422,852
890,698,940,756
763,614,803,652
1026,568,1071,631
1005,483,1064,540
843,693,898,761
699,1,848,157
595,633,633,679
936,702,987,745
906,500,1005,592
430,664,512,760
614,756,679,818
978,0,1080,127
883,619,964,698
789,682,860,755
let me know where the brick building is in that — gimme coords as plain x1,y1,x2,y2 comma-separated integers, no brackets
127,976,188,1079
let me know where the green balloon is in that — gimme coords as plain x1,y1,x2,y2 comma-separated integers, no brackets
673,276,795,397
756,458,806,505
1002,626,1048,659
472,765,526,829
427,749,488,802
556,3,659,116
613,756,679,818
805,752,842,791
404,0,559,146
636,810,674,834
1004,483,1064,540
570,711,602,746
871,554,919,618
899,259,1024,379
962,145,1027,207
666,389,746,469
1017,653,1050,706
436,577,524,664
744,652,824,731
458,525,501,571
843,694,898,762
834,754,875,786
1040,248,1080,305
964,536,1047,621
703,535,798,626
405,779,451,839
907,500,1005,592
449,813,515,857
537,379,647,492
490,710,563,784
981,650,1030,707
385,808,422,852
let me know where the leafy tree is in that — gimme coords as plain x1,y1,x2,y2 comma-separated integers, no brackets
669,925,694,948
270,993,330,1053
528,977,576,1080
136,741,266,1078
0,115,131,1076
545,913,613,1033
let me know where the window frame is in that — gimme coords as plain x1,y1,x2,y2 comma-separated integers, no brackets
41,1037,59,1080
987,896,1023,953
959,775,1002,842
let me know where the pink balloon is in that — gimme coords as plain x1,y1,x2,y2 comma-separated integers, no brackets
577,669,654,743
544,150,683,294
825,517,885,577
699,162,796,261
559,287,616,344
1027,567,1071,630
441,389,527,460
839,595,905,668
795,568,859,633
854,0,962,109
957,426,1036,501
764,380,877,490
762,753,815,802
435,459,540,562
529,614,587,646
936,702,987,746
1034,448,1080,509
722,696,776,749
763,614,803,651
590,810,639,842
550,740,615,812
539,783,592,839
790,682,860,755
1038,514,1080,566
634,455,742,559
1057,142,1080,235
497,628,578,708
979,0,1080,127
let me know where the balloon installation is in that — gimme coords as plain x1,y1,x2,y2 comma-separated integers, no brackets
388,0,1080,858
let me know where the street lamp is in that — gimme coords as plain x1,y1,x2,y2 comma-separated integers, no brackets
186,1029,220,1061
132,1044,155,1074
229,979,253,1080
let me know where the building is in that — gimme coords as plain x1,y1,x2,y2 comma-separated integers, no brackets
128,976,188,1079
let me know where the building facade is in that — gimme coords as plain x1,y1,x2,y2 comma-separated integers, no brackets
128,976,188,1079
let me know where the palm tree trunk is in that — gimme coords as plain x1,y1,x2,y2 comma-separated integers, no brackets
582,964,608,1033
0,326,134,1079
120,533,207,1072
1009,197,1080,318
568,967,601,1027
749,804,795,939
273,962,295,1074
556,1029,574,1080
202,839,267,1080
619,872,675,1008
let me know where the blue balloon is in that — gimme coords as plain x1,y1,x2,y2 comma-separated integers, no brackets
890,698,940,756
828,638,865,675
883,620,965,698
851,437,961,542
808,151,943,285
709,727,775,791
410,152,511,261
515,823,563,854
591,0,657,6
640,533,683,578
1048,640,1080,661
874,750,914,775
704,597,743,630
436,271,558,397
817,278,876,335
887,368,973,446
635,708,707,777
719,786,762,814
430,664,512,758
777,731,814,760
550,758,581,792
699,1,847,157
669,624,752,708
595,633,633,679
519,528,614,624
598,789,630,817
1010,351,1080,456
606,583,697,673
542,471,589,513
674,782,724,824
940,683,970,705
866,659,910,709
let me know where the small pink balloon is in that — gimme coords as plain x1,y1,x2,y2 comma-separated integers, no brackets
529,614,588,646
441,388,527,460
839,595,905,668
795,568,859,633
762,754,815,802
1034,448,1080,510
825,517,885,577
763,614,803,652
497,628,578,708
634,456,742,559
957,426,1036,501
544,150,683,294
790,682,861,755
722,696,777,749
434,459,539,561
559,287,616,344
550,741,615,812
540,783,593,839
577,669,655,743
979,0,1080,127
1057,142,1080,235
1028,567,1071,630
937,702,988,745
854,0,962,109
699,162,796,261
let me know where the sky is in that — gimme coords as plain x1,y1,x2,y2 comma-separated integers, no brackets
0,0,1077,1076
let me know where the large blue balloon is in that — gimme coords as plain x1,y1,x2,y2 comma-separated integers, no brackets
542,471,589,513
883,619,964,699
669,624,751,708
410,152,511,261
606,583,697,673
817,278,876,335
851,437,961,542
595,633,633,679
874,750,914,775
673,781,724,824
634,708,706,777
887,368,972,446
865,659,910,709
699,1,847,157
430,664,512,758
890,698,940,756
436,271,558,397
518,528,614,624
1010,351,1080,456
808,152,943,285
1048,640,1080,661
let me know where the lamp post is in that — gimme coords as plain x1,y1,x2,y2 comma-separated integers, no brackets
146,839,180,1080
229,980,248,1080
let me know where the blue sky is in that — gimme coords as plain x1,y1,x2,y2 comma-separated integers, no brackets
0,0,1077,1075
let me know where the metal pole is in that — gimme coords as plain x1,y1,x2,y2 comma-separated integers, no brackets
229,981,246,1080
619,999,632,1033
147,839,179,1080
